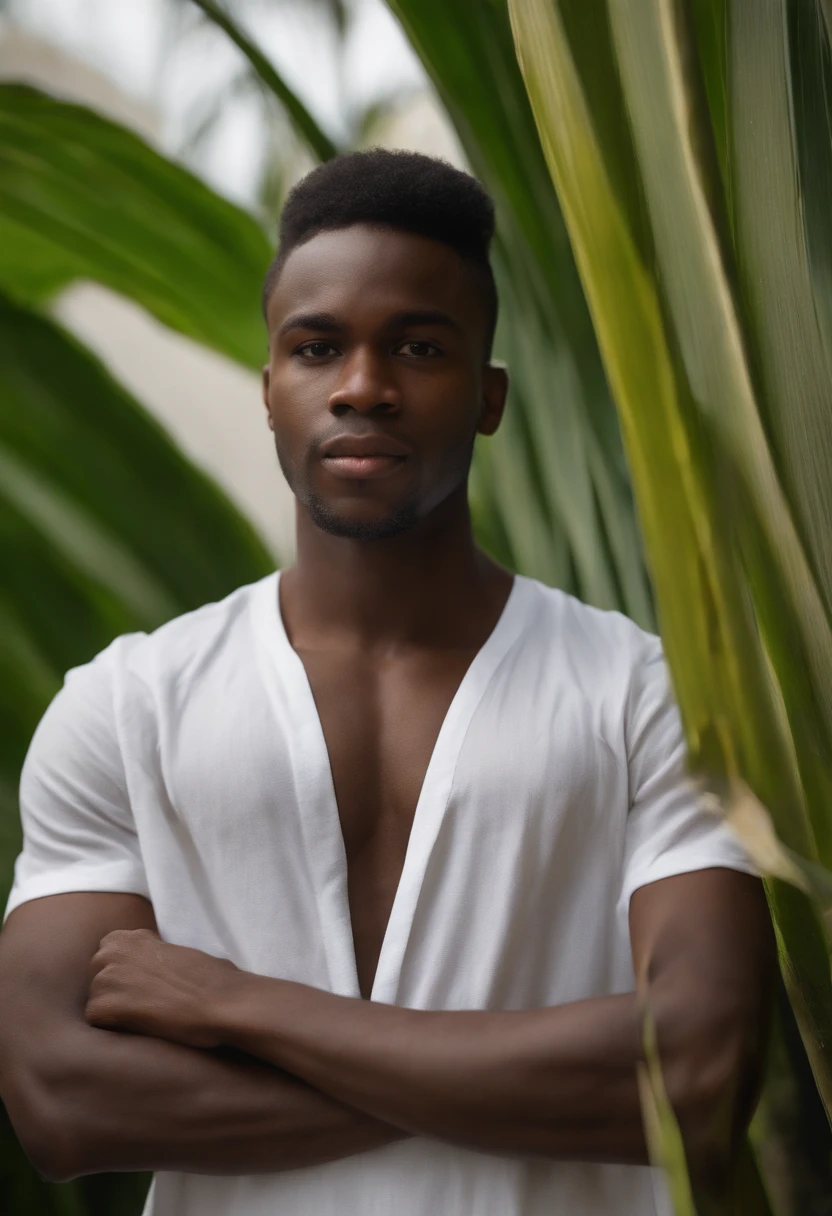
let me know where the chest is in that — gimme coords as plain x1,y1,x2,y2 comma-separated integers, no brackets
298,649,472,850
296,646,478,995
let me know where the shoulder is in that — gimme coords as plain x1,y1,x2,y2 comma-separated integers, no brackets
58,574,276,715
25,576,275,782
521,582,685,783
520,577,662,694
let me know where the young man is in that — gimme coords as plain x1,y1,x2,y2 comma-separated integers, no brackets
0,151,773,1215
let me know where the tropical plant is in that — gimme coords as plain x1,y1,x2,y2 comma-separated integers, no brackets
504,0,832,1209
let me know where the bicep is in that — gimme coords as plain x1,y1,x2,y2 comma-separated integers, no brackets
2,894,155,997
629,867,774,993
632,865,773,977
0,891,156,1077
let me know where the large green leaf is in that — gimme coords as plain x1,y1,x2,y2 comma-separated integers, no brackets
0,84,272,369
507,0,832,1152
733,0,832,621
0,292,274,616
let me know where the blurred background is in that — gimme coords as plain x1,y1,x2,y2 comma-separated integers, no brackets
1,1,832,1213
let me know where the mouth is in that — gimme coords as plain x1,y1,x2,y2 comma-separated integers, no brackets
323,455,405,479
320,434,411,481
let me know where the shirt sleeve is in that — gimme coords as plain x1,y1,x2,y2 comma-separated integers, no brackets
4,637,150,921
619,634,755,914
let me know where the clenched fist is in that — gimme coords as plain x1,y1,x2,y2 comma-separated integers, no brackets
86,928,241,1048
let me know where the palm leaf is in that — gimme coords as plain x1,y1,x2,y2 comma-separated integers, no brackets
187,0,340,161
638,1005,699,1216
508,0,832,1136
0,83,271,369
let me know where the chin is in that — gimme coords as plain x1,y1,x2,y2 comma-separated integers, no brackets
306,494,420,541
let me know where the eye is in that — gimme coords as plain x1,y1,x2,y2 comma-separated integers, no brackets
396,340,442,358
296,341,339,359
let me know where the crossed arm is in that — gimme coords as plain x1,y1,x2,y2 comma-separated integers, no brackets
0,869,774,1200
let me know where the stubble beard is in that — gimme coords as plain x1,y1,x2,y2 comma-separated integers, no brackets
302,488,422,541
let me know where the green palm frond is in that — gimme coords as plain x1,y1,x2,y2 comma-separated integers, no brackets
508,0,832,1201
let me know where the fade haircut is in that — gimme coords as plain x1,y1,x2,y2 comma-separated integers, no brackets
262,149,499,357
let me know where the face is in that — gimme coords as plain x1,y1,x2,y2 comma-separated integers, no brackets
262,224,508,541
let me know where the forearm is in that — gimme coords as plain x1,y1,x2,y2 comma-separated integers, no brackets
217,979,648,1162
4,1021,403,1180
76,873,773,1178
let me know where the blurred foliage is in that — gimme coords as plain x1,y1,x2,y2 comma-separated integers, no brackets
508,0,832,1208
187,0,339,160
1,0,831,1212
0,84,272,363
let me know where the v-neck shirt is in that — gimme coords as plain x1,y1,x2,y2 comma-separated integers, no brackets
7,571,753,1216
262,571,526,1002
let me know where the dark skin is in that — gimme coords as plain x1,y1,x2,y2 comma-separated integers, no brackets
0,224,775,1200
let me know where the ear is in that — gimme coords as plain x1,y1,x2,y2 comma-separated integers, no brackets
477,362,509,437
262,365,274,432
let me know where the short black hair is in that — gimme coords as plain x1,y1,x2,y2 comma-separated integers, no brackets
262,149,498,356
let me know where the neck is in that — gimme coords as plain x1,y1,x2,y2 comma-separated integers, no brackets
280,485,511,651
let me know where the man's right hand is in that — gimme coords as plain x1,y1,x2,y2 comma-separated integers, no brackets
86,926,240,1048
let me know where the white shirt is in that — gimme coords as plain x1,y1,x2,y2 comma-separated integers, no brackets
7,572,753,1215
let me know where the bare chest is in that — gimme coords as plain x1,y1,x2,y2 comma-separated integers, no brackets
297,647,476,996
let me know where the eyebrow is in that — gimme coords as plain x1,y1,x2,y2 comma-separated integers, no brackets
277,311,343,338
386,309,461,332
277,308,462,340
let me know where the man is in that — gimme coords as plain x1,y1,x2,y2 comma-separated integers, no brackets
0,150,773,1216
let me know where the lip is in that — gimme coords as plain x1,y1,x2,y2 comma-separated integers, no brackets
320,434,413,459
320,433,412,481
322,454,407,480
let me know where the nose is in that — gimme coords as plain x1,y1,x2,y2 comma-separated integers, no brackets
327,346,402,418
